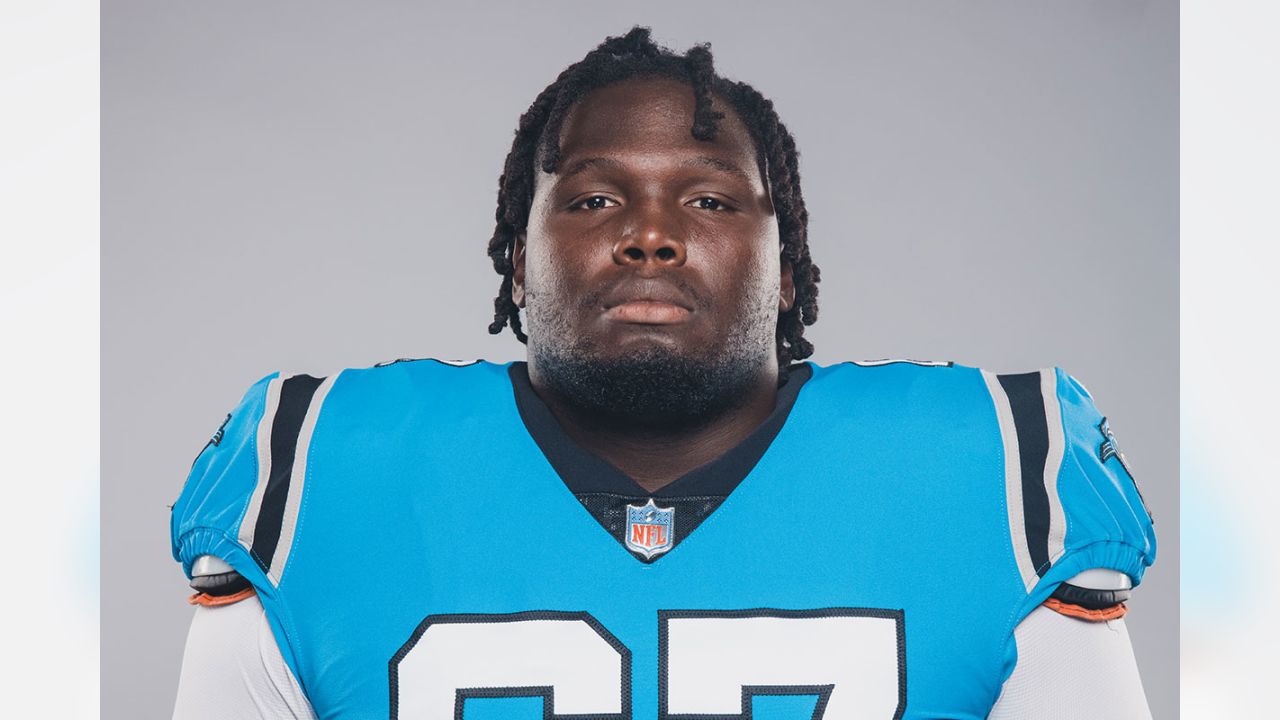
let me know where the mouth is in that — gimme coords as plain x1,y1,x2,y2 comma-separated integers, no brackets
600,279,697,326
603,299,692,325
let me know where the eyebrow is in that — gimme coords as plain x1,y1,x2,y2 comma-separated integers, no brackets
557,155,753,182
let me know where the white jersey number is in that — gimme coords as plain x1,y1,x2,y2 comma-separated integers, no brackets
390,612,629,719
662,609,904,718
391,608,905,720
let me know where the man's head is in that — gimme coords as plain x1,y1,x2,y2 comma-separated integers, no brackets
485,27,820,426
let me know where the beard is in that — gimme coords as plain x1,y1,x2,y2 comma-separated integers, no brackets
524,281,778,432
532,343,762,430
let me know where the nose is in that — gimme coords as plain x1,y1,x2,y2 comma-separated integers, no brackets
612,213,687,268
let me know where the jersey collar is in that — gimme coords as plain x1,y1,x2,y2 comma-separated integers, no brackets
508,361,813,562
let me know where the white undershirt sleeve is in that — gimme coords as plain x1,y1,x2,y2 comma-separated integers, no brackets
987,604,1152,719
173,578,1148,719
172,593,317,720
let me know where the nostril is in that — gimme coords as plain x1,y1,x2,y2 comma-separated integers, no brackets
624,247,644,261
655,247,676,261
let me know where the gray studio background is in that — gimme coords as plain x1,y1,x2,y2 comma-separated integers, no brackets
103,1,1178,717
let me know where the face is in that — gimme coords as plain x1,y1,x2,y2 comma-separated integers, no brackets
513,76,794,404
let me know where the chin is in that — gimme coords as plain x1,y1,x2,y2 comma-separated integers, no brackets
590,332,713,366
590,322,710,356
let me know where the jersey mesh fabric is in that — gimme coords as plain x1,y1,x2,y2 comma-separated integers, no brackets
173,594,316,720
988,605,1151,719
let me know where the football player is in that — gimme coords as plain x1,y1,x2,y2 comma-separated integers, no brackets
171,27,1156,719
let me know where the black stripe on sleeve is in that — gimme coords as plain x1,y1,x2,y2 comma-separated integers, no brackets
998,372,1052,577
250,373,324,572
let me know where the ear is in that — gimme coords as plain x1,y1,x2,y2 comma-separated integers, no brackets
779,257,796,313
511,233,527,308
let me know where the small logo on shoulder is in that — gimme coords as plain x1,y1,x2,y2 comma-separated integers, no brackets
625,499,675,560
210,413,231,447
1098,416,1153,521
1098,417,1133,476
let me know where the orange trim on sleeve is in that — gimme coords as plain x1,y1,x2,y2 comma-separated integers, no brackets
1044,596,1128,621
188,587,256,607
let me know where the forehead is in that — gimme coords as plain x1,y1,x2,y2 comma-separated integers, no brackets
545,76,763,183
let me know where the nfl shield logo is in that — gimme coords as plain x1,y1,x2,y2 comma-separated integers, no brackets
625,499,675,559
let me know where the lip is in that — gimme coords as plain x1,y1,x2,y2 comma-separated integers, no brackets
600,279,696,325
604,300,692,324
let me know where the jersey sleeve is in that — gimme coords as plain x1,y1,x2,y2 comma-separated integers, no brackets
983,367,1158,704
982,366,1157,616
169,371,310,691
171,372,277,581
1037,368,1157,596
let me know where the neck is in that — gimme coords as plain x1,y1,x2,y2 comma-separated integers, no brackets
526,361,781,494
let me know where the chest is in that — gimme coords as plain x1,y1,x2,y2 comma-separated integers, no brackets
278,425,1021,719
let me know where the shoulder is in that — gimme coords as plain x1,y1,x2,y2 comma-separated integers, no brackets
814,360,1156,592
169,357,512,578
327,357,514,414
804,358,1008,433
338,356,507,390
1047,367,1157,586
975,365,1156,605
169,366,340,585
804,357,978,401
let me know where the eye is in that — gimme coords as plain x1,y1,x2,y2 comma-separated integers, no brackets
573,195,618,211
690,197,732,211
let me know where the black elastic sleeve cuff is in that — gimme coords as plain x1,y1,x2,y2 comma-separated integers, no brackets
1050,582,1131,610
189,571,252,597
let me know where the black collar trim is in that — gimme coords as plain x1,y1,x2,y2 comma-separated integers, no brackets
508,361,813,499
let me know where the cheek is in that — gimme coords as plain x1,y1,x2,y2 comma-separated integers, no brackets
522,196,561,294
523,213,571,296
523,240,557,294
523,235,602,307
702,226,781,302
525,225,618,303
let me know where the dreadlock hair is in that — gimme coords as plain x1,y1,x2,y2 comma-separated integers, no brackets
486,26,821,367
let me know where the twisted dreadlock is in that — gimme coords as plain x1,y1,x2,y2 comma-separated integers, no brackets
486,26,821,367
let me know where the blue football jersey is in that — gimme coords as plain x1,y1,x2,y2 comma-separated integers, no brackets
171,358,1156,720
